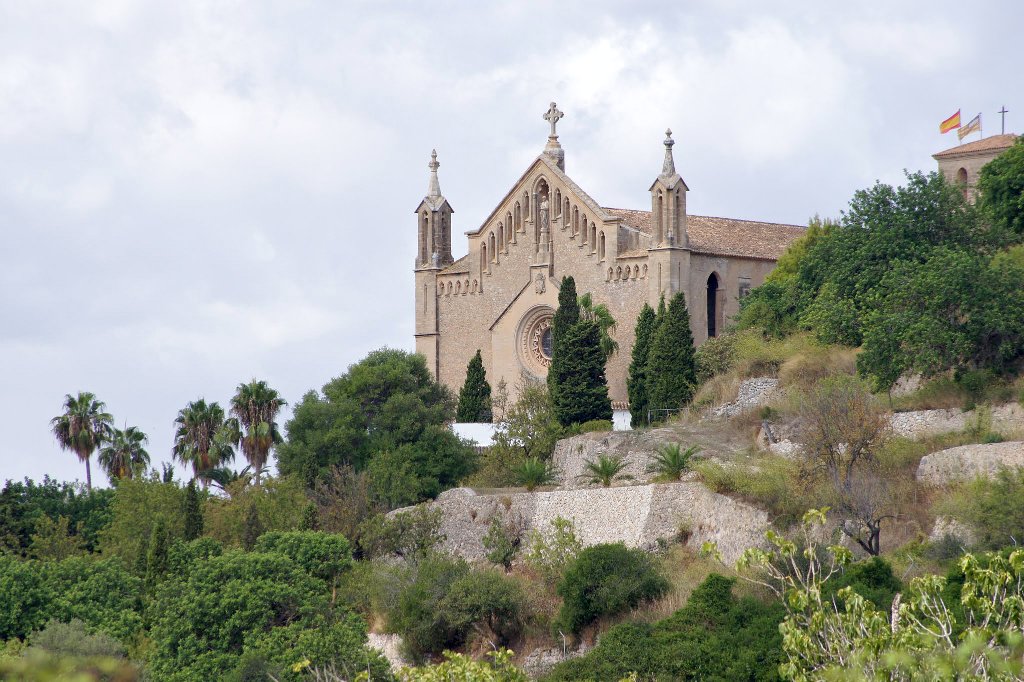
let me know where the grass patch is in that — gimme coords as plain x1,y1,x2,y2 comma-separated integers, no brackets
694,455,807,528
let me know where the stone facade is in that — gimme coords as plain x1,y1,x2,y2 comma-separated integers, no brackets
415,104,804,409
933,133,1018,201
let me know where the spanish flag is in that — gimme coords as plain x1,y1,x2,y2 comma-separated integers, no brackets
940,110,961,134
958,113,981,140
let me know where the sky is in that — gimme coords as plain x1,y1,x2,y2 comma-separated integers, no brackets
1,0,1020,487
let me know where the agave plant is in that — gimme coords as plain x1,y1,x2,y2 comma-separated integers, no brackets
581,454,632,488
513,457,559,492
645,443,700,481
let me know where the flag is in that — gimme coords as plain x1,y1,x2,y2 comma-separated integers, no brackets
958,113,981,140
940,110,961,134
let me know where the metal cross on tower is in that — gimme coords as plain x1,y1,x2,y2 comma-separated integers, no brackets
999,106,1009,135
543,102,564,138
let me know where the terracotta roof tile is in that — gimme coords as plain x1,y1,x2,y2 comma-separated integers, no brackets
933,133,1018,159
603,207,804,260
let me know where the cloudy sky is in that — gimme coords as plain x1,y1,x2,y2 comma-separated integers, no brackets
1,1,1019,486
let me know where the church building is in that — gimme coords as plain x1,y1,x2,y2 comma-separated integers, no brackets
414,104,805,415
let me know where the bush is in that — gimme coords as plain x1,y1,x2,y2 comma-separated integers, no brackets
357,506,444,562
574,419,613,434
939,467,1024,550
822,557,902,611
694,457,806,528
694,333,738,383
555,543,669,633
547,574,784,681
439,570,528,645
482,512,525,571
28,619,126,659
389,557,471,662
524,517,583,586
399,649,527,682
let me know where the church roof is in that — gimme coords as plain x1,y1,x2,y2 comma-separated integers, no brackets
603,207,805,261
439,254,469,275
933,133,1018,159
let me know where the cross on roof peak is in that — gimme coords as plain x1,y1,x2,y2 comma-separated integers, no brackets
543,102,564,139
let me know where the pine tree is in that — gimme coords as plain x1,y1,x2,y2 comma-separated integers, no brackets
456,350,492,422
646,292,697,422
145,519,169,588
548,276,581,401
627,303,658,428
183,481,203,541
242,502,264,550
552,320,613,426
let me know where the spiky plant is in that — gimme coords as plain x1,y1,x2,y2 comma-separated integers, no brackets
99,425,150,482
513,457,559,492
172,399,235,486
578,292,619,359
645,443,700,481
581,454,632,488
51,392,113,491
229,379,286,486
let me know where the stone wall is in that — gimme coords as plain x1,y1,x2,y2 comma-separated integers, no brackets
890,404,1024,440
916,441,1024,485
404,481,768,566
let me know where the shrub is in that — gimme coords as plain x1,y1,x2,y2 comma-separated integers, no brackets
357,506,444,562
547,574,784,681
822,557,902,611
389,557,471,662
581,455,632,487
555,543,669,633
28,618,126,659
645,443,699,481
524,517,583,586
575,419,613,434
694,457,806,528
940,467,1024,550
439,570,528,645
399,649,527,682
512,457,559,492
694,332,738,383
482,512,525,571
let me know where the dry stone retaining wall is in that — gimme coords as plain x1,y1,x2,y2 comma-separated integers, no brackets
916,441,1024,485
408,481,768,566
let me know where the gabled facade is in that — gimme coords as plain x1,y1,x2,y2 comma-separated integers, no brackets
415,104,804,413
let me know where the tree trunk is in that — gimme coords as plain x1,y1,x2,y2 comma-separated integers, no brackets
85,456,92,491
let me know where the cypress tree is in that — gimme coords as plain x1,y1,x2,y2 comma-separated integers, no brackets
552,320,612,426
646,292,697,422
183,480,203,540
627,303,658,428
301,503,319,531
548,276,581,400
145,519,169,588
456,349,493,422
242,502,264,550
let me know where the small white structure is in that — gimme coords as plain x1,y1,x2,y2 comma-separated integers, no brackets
451,422,498,448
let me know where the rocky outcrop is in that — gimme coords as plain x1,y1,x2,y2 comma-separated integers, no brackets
712,377,780,418
367,633,407,672
411,482,769,566
929,516,976,547
916,441,1024,485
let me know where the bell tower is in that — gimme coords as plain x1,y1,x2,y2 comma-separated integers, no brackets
647,129,691,301
414,150,453,378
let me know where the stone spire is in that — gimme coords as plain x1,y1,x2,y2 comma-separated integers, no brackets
427,149,442,199
542,102,566,171
660,129,676,177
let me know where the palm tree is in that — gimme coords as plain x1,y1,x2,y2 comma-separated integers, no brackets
578,292,619,359
51,392,113,491
99,425,151,481
645,443,700,481
513,457,560,492
229,379,286,486
581,454,632,488
172,399,235,486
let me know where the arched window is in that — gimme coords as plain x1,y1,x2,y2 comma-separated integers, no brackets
420,212,429,263
572,206,579,234
523,192,529,214
580,213,587,238
481,244,488,273
615,266,622,280
447,282,453,295
633,265,639,279
514,204,521,233
564,198,571,227
642,264,648,278
498,223,505,251
607,267,613,281
582,220,589,244
599,232,606,260
707,273,720,338
957,167,968,184
489,233,497,262
455,281,461,294
657,191,664,243
591,223,597,250
554,189,561,217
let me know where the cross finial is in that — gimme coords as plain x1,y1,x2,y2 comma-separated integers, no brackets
543,102,564,139
999,106,1009,135
427,149,442,198
661,129,677,177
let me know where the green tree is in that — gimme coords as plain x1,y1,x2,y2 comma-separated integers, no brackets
172,399,235,487
482,512,525,572
512,457,559,492
97,425,150,483
228,379,287,486
357,505,444,562
456,350,492,422
627,303,657,428
524,516,583,586
578,292,619,359
551,320,612,427
548,276,580,401
277,349,453,484
0,478,113,556
50,392,113,492
145,519,169,588
98,475,186,561
645,292,697,420
241,502,264,551
978,136,1024,236
182,481,204,541
29,515,85,561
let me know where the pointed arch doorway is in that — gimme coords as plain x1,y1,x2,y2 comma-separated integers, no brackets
707,273,722,338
